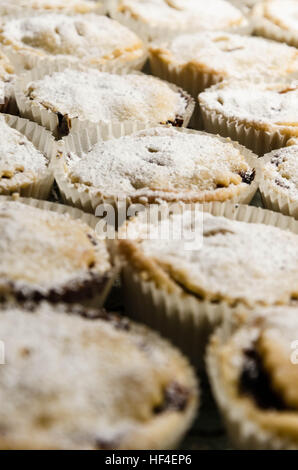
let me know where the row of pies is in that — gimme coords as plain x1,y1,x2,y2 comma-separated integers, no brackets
0,5,297,145
0,0,292,47
0,197,199,450
1,109,298,219
0,3,295,76
1,0,298,451
1,196,298,449
0,0,295,65
0,2,199,452
0,11,298,149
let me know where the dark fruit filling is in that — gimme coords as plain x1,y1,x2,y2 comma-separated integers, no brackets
1,273,111,305
239,348,286,411
239,168,256,185
154,381,190,414
57,113,71,138
166,117,184,127
165,89,191,128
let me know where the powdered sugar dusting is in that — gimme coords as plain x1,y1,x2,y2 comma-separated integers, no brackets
262,0,298,32
0,115,49,192
117,0,246,30
0,0,103,14
199,79,298,128
26,69,188,124
153,31,298,79
0,13,142,61
65,127,252,199
262,145,298,202
132,211,298,306
0,201,110,294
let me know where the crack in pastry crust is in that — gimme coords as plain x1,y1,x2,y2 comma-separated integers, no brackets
0,201,112,304
261,0,296,31
0,302,198,450
253,1,298,47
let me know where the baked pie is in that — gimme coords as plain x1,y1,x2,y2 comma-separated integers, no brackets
0,13,146,72
55,126,259,213
118,205,298,364
149,31,298,100
0,114,55,198
254,0,298,48
0,0,106,15
199,79,298,156
0,302,198,450
0,200,114,305
207,305,298,449
16,68,193,138
120,209,298,308
260,144,298,218
109,0,249,42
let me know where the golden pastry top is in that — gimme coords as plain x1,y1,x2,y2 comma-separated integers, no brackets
25,69,190,125
0,115,50,193
150,32,298,81
0,201,111,296
254,0,298,33
114,0,247,36
199,79,298,136
62,126,257,203
119,210,298,307
0,13,145,67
